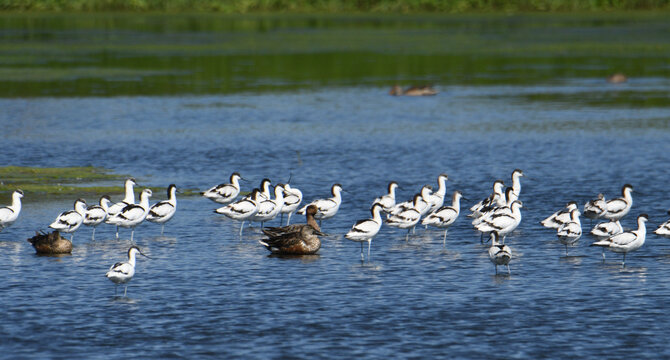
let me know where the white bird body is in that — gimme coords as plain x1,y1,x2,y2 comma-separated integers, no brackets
391,185,431,217
345,204,384,260
201,172,242,205
510,169,524,197
591,214,648,265
297,184,343,221
146,184,178,234
422,191,462,246
474,200,523,241
252,185,285,225
654,211,670,238
106,246,150,297
591,220,623,240
387,195,423,240
372,181,398,214
83,195,112,240
49,199,87,240
107,178,137,217
425,174,449,213
583,193,607,220
557,209,582,255
488,232,512,275
280,183,303,225
541,202,578,229
472,187,517,226
0,190,24,231
602,184,633,221
106,189,152,241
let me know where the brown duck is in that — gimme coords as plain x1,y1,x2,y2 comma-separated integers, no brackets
389,85,438,96
27,230,72,255
260,205,325,255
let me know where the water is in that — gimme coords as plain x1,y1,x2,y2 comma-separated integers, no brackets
2,14,670,359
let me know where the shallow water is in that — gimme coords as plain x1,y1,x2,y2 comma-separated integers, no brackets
2,14,670,360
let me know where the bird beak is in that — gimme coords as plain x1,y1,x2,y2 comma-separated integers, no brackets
315,230,328,236
140,252,152,259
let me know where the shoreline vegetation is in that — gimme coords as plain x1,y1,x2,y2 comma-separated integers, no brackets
0,166,199,199
2,0,669,13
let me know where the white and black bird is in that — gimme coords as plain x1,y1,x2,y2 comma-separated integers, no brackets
105,189,153,242
591,220,623,240
372,181,399,215
0,189,24,232
345,203,384,261
541,201,578,229
297,183,343,226
105,246,151,297
425,174,449,213
280,183,303,226
602,184,634,221
201,172,243,205
591,213,648,266
107,178,137,216
387,194,423,241
654,211,670,238
215,188,262,236
252,184,285,227
146,184,178,235
391,185,432,217
471,187,518,226
49,198,87,241
83,195,112,240
510,169,524,197
583,193,607,220
470,180,505,217
488,231,512,275
422,191,463,246
474,200,523,242
107,178,138,239
557,208,582,256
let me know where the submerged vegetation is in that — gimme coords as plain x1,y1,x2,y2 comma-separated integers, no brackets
0,166,199,200
2,0,670,13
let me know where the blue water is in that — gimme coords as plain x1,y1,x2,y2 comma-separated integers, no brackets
2,82,670,358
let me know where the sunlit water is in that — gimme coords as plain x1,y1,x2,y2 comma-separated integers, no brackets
2,82,670,358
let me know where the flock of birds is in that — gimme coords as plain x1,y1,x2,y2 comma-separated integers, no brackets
2,168,670,295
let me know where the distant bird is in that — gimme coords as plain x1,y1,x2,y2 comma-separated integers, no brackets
0,189,24,232
260,205,325,255
372,181,399,214
146,184,178,235
387,194,423,241
583,193,607,220
607,73,627,84
201,172,243,205
541,202,578,229
280,183,303,226
488,231,512,275
106,246,151,297
345,203,384,261
602,184,634,221
422,191,463,246
654,211,670,238
297,184,343,227
83,195,112,240
557,209,582,256
389,85,438,96
49,198,87,241
105,189,152,242
591,214,648,266
215,189,262,236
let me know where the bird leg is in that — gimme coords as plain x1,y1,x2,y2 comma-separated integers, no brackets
507,265,511,275
443,230,448,247
161,224,165,235
360,242,364,261
92,227,96,241
286,213,292,226
239,221,244,237
367,239,372,261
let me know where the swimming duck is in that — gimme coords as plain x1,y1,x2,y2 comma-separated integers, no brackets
27,230,72,255
260,205,325,255
389,85,438,96
607,73,627,84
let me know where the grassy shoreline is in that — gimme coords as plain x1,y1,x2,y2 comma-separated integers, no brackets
2,0,669,13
